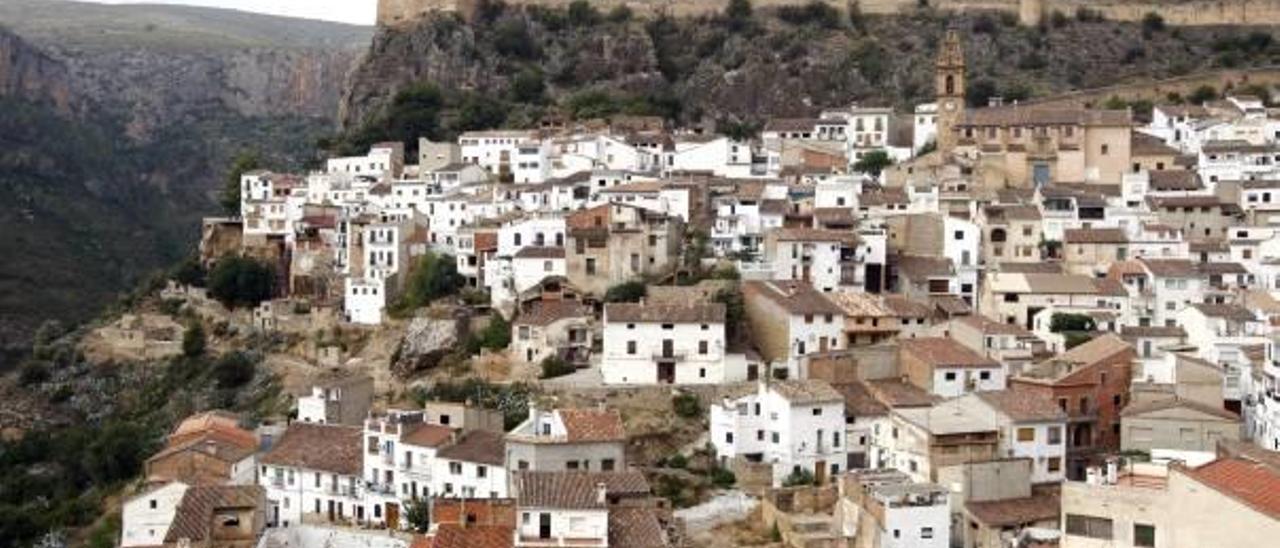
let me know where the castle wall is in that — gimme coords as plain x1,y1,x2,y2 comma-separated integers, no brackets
1024,67,1280,110
379,0,1280,27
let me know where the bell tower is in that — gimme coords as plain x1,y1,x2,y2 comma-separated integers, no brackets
935,27,966,157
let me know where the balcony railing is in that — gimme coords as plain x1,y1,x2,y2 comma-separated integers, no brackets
653,350,686,361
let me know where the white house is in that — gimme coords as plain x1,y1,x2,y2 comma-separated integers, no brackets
842,470,951,548
602,302,741,385
431,430,508,500
762,228,860,293
259,423,364,528
512,471,651,547
974,391,1068,483
913,102,939,154
121,482,189,548
459,130,548,183
710,379,847,486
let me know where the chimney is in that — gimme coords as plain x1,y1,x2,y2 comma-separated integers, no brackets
596,482,608,505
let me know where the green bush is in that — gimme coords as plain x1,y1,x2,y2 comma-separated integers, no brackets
567,0,601,27
207,256,274,309
1141,12,1165,36
213,352,256,389
1188,84,1219,105
510,69,547,104
182,322,206,358
711,467,737,488
725,0,754,32
853,150,893,177
604,281,647,303
783,468,815,487
172,256,206,287
18,361,50,386
540,356,575,379
673,392,702,419
493,19,540,59
777,1,842,29
607,4,633,23
399,251,464,310
405,498,431,533
666,454,688,469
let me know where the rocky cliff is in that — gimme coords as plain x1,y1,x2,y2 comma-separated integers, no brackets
0,0,372,357
340,6,1279,132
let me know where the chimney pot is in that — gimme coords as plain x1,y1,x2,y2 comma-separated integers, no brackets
596,482,608,505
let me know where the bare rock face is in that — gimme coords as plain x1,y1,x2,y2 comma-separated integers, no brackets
391,314,465,378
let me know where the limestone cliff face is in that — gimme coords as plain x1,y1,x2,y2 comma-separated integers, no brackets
0,28,76,115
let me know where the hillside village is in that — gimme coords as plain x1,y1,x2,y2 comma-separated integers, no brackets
100,21,1280,548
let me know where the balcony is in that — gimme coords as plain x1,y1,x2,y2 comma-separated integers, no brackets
653,350,686,362
270,477,285,488
366,482,395,496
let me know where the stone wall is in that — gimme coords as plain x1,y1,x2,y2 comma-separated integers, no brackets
378,0,1280,28
1024,67,1280,110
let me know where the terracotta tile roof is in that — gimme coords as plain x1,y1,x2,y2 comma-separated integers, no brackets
1196,262,1249,275
605,303,725,324
1064,228,1127,244
559,409,627,442
1120,397,1240,421
423,525,513,548
771,227,857,244
1181,457,1280,520
474,232,499,252
745,280,845,316
893,254,955,279
514,246,565,259
770,379,844,404
1120,325,1186,338
515,301,591,327
164,485,264,543
901,337,1000,368
859,188,909,206
1148,170,1202,191
764,118,824,133
957,315,1033,336
438,430,505,466
865,379,939,408
1146,195,1230,209
833,382,890,416
514,471,649,509
1191,303,1257,322
978,390,1067,423
1131,133,1180,156
997,262,1063,274
828,291,894,318
1139,258,1198,277
882,295,932,318
1025,334,1131,381
147,429,258,477
402,423,458,448
608,507,670,548
985,204,1042,222
603,181,665,194
965,492,1059,527
759,199,790,215
1203,140,1279,154
1188,238,1229,253
259,423,362,476
930,295,973,315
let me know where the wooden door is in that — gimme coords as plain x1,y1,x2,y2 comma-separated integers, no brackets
386,502,400,530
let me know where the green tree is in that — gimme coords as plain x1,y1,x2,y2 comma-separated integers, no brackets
966,78,999,107
783,468,815,487
405,499,431,533
172,256,206,287
714,287,745,343
604,281,647,303
510,69,547,104
1050,313,1096,333
219,151,262,215
207,256,274,309
214,352,256,389
182,322,206,358
494,19,540,59
725,0,753,32
673,392,702,419
401,252,463,310
853,150,894,177
1188,84,1219,105
607,4,633,23
476,313,512,352
567,0,601,27
1141,12,1165,37
540,356,575,379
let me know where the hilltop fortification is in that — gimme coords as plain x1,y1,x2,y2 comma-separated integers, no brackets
377,0,1280,28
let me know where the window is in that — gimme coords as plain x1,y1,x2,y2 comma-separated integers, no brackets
771,432,780,444
945,372,957,381
726,432,734,443
1066,514,1113,539
1134,524,1155,547
1017,428,1035,442
921,527,934,539
449,462,462,475
627,341,636,355
602,459,616,471
979,371,991,381
1048,457,1062,473
757,430,764,441
699,341,709,355
954,230,964,240
1101,144,1110,155
1048,426,1062,445
477,465,487,478
150,499,157,510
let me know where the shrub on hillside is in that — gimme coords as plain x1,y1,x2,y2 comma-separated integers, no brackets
207,256,274,309
540,356,575,379
673,392,702,419
213,352,255,389
604,281,647,303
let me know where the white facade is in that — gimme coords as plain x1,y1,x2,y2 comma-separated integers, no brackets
913,102,939,154
930,367,1007,398
601,304,738,385
260,463,363,527
710,380,847,486
121,482,188,548
430,457,507,500
516,507,609,547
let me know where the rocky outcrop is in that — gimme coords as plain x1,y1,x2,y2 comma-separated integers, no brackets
0,28,76,114
390,313,468,378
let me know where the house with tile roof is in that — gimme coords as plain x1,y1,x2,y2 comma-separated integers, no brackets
742,280,846,379
1011,334,1134,480
145,411,259,487
258,422,363,528
880,396,1001,484
1060,456,1280,548
1120,397,1241,454
121,482,266,548
974,390,1069,483
900,337,1006,398
710,379,847,487
601,302,745,385
505,407,627,474
432,430,509,500
512,300,594,366
510,471,667,548
840,470,951,548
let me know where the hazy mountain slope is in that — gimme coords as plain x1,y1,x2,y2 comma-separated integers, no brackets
0,1,372,359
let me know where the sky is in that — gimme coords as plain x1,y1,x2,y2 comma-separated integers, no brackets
86,0,376,25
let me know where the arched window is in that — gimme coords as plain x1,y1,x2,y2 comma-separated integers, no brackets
991,228,1008,243
945,75,955,96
